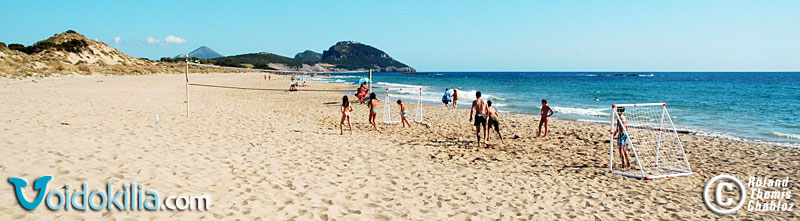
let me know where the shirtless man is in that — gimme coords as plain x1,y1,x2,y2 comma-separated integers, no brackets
537,99,554,137
469,91,489,147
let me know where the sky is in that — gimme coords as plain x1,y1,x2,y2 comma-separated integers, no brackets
1,0,798,71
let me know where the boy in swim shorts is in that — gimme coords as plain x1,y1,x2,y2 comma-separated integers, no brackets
613,107,631,168
486,100,505,144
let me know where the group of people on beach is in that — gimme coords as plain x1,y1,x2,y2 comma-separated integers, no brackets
288,73,315,92
340,88,413,135
341,84,558,150
467,91,555,147
441,88,460,108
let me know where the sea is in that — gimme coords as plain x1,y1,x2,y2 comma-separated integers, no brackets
309,72,800,147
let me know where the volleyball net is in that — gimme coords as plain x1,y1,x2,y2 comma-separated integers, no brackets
187,63,346,90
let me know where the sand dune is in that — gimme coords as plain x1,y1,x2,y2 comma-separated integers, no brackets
0,73,797,220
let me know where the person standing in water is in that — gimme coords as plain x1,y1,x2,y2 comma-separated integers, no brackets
442,88,452,107
469,91,489,147
367,92,381,131
452,89,459,108
340,96,354,135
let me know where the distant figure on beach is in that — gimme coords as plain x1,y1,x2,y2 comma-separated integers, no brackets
442,88,452,107
452,89,459,108
367,92,381,131
291,74,295,82
613,107,631,168
537,99,554,137
595,97,600,102
340,96,354,135
289,82,298,92
470,91,489,147
356,82,369,104
397,100,411,128
486,100,505,144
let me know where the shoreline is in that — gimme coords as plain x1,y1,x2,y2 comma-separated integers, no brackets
309,75,800,149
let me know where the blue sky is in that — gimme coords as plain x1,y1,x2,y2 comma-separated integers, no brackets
1,0,798,71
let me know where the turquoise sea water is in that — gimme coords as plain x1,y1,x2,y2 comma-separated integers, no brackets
311,72,800,146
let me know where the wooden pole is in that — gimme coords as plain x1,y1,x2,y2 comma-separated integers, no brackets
368,69,372,93
185,53,189,119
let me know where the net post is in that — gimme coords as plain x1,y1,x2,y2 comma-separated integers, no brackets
418,87,423,123
665,106,693,174
368,69,372,93
185,53,189,120
617,105,646,178
656,104,667,167
383,88,391,124
609,104,616,173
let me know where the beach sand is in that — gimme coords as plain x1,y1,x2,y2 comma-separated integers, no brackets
1,73,798,220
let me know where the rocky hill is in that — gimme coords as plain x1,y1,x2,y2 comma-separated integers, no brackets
321,41,415,72
211,52,335,72
293,50,322,62
0,30,243,77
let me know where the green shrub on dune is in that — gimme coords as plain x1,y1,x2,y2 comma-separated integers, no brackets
5,39,88,54
8,44,25,52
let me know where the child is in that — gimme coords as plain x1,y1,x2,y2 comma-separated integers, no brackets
367,92,381,131
397,100,411,128
486,100,505,144
612,107,631,168
452,89,459,108
340,96,353,135
537,99,554,137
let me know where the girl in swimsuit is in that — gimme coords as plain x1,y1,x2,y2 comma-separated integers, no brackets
340,96,353,135
397,100,411,128
367,93,381,131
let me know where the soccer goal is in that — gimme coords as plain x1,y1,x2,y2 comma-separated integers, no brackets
382,88,424,124
609,103,692,179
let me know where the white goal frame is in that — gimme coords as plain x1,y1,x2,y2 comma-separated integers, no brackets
383,88,424,124
609,103,692,179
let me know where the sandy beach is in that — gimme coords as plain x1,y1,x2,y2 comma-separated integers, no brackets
1,72,798,220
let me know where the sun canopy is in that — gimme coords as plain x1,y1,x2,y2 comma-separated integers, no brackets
353,77,370,85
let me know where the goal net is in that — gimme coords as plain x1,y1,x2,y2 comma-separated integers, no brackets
382,88,424,124
609,103,692,179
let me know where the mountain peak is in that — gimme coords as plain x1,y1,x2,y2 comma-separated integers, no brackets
179,46,223,59
294,50,322,62
321,41,414,72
